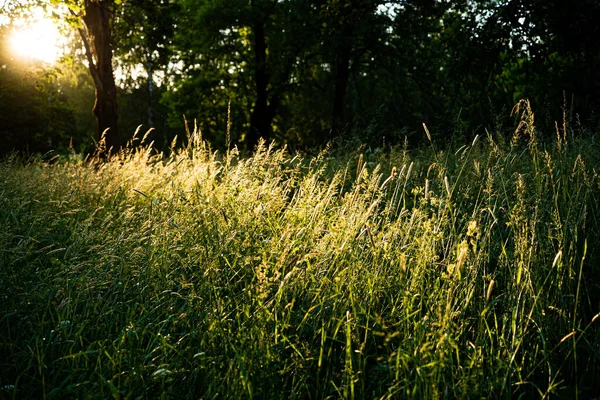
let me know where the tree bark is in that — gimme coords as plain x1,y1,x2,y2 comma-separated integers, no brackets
147,55,154,128
331,42,352,139
79,0,120,155
247,18,272,151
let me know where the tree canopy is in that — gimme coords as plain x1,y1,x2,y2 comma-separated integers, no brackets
1,0,599,155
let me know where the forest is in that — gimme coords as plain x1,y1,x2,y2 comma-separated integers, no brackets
1,0,599,155
1,1,600,399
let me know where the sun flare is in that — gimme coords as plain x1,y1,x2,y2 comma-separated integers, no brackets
9,12,64,64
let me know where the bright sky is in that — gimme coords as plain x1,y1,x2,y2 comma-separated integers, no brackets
5,6,67,64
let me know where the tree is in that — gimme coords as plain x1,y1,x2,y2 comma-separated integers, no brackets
58,0,120,155
523,0,600,126
245,0,318,149
172,0,320,151
245,0,275,150
320,0,375,138
113,0,178,131
59,0,180,155
437,0,600,136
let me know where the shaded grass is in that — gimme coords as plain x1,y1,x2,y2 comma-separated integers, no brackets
1,120,600,399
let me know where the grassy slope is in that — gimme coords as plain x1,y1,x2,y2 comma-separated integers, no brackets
1,126,600,399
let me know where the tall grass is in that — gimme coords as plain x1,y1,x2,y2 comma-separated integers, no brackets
1,115,599,399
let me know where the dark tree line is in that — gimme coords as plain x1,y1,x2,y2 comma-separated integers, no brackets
1,0,600,155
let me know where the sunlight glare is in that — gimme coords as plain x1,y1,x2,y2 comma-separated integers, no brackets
9,10,64,64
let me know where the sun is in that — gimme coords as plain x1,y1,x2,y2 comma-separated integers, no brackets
9,10,65,64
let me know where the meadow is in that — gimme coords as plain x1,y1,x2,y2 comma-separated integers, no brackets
1,112,600,398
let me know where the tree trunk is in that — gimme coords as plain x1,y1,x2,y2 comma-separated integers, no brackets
331,39,352,139
247,17,272,151
79,0,120,155
147,54,154,128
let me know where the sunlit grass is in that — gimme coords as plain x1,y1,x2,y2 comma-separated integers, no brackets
1,116,599,398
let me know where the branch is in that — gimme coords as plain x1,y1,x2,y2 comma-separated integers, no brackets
69,8,101,90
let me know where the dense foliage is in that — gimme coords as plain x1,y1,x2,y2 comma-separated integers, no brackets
2,0,600,154
1,112,599,398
